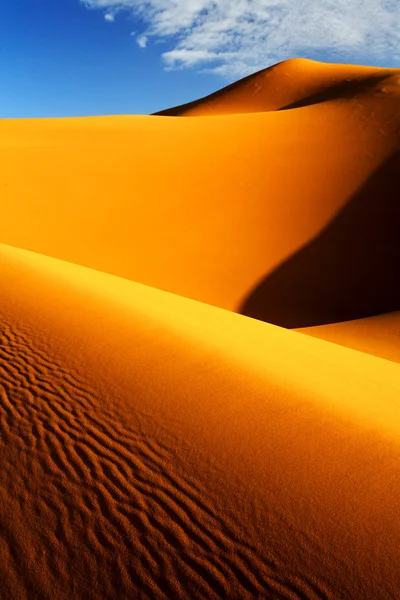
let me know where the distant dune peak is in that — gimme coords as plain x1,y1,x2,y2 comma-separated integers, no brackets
153,57,399,116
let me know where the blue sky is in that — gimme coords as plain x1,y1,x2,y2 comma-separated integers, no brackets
0,0,398,118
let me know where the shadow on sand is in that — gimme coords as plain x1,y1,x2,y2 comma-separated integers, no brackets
153,71,390,116
239,151,400,328
277,73,390,112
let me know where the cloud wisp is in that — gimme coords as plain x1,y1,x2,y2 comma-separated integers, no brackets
137,34,148,48
81,0,399,78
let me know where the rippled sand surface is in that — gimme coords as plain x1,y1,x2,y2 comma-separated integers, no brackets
0,58,399,598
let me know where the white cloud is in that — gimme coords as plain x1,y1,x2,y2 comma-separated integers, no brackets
104,11,115,22
137,35,148,48
81,0,400,78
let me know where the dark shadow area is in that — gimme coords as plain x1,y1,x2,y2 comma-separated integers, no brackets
277,73,391,111
240,151,400,328
153,68,391,116
151,64,274,116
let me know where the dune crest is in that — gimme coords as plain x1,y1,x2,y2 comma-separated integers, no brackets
153,58,399,116
1,243,400,598
298,311,400,363
1,56,400,599
0,59,399,328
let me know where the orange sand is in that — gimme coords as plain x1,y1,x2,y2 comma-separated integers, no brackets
0,58,399,326
154,57,400,116
298,311,400,363
1,58,400,599
1,243,400,599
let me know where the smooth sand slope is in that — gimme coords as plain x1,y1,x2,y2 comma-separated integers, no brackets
298,311,400,363
0,58,399,326
1,242,400,600
154,57,400,116
1,59,400,600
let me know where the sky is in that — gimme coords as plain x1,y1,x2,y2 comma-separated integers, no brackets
0,0,398,118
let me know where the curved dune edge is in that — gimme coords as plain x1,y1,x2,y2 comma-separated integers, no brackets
0,71,399,326
153,58,399,116
1,242,400,599
239,149,400,327
297,311,400,363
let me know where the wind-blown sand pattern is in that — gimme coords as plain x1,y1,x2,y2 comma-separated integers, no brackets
0,59,400,598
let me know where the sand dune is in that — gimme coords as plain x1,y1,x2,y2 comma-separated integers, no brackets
298,311,400,363
0,59,399,327
1,58,400,599
1,242,400,599
154,57,399,116
241,150,400,327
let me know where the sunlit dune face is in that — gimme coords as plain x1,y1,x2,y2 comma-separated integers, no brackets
298,311,400,363
0,59,399,329
1,242,400,599
155,58,399,116
1,58,400,600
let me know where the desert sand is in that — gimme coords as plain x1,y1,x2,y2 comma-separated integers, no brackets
1,58,399,325
0,58,399,599
298,311,400,363
154,57,400,116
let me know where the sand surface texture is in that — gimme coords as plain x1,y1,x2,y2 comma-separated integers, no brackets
0,58,399,326
0,59,400,599
298,312,400,363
